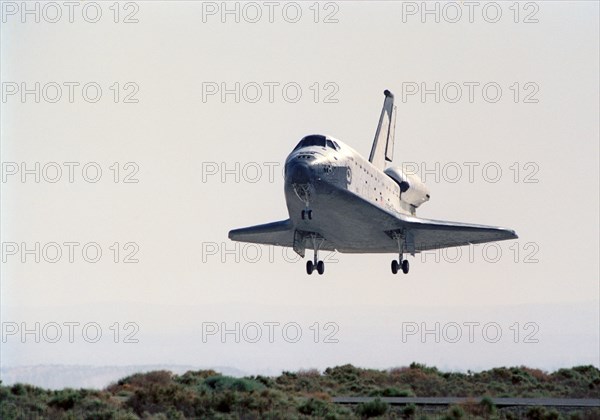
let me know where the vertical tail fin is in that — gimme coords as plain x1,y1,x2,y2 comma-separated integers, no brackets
369,89,396,169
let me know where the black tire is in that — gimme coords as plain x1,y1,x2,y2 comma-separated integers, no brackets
391,260,399,274
301,210,305,220
402,259,409,274
306,260,314,275
317,260,325,275
308,210,313,220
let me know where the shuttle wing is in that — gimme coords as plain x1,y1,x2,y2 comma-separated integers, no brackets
228,187,516,255
313,187,517,254
397,217,518,253
228,219,295,247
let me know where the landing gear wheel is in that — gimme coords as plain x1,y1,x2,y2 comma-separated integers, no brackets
393,234,408,275
306,233,324,275
401,259,409,274
308,210,313,220
391,260,399,274
316,260,325,275
306,260,314,275
301,210,306,220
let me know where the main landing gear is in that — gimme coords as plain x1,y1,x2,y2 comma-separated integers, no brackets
305,233,324,275
306,259,324,275
391,233,410,275
391,258,409,274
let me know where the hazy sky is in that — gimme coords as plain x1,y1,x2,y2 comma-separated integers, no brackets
1,1,598,385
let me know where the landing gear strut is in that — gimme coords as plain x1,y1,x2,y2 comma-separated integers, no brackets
294,184,313,221
391,233,410,275
306,233,324,275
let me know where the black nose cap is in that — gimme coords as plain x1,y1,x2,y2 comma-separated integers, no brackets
285,160,312,183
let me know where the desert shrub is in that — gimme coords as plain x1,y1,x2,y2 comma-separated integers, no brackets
445,404,465,419
252,375,275,388
355,397,388,418
296,376,320,393
307,391,332,402
0,401,21,419
297,368,321,378
125,383,201,417
10,384,26,396
409,363,440,376
456,396,497,417
382,387,414,397
203,375,265,392
161,408,186,419
521,367,550,381
175,370,219,386
389,366,411,376
80,405,133,420
324,365,362,384
571,365,600,383
49,389,83,410
480,396,496,415
235,388,278,414
402,403,416,418
215,390,237,413
525,406,561,420
298,397,330,416
119,370,172,388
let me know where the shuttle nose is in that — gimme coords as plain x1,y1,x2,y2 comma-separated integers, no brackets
285,160,313,184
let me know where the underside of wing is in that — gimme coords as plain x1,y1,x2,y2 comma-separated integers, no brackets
398,217,518,253
228,219,294,247
228,190,517,256
290,186,518,254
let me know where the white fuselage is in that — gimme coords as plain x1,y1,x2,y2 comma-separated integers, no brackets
283,135,415,225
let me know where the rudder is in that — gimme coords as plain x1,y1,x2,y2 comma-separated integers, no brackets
369,89,396,169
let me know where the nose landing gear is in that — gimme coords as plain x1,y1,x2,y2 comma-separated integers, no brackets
294,184,314,221
301,209,313,220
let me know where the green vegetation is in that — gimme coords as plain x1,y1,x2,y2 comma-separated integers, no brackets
356,397,389,418
0,364,598,419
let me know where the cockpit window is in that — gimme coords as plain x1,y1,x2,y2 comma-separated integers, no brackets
294,135,341,151
293,135,327,151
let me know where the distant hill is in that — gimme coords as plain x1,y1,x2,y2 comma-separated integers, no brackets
1,363,599,419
